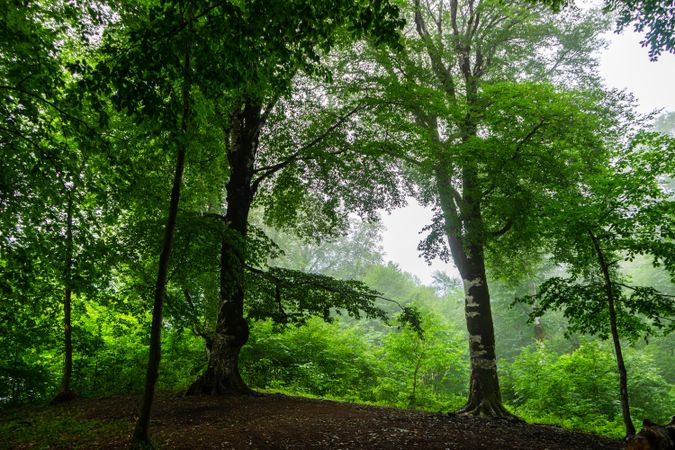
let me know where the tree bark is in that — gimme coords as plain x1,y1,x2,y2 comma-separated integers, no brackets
456,244,511,416
53,190,76,403
436,163,513,417
589,231,635,436
187,100,261,395
132,26,192,446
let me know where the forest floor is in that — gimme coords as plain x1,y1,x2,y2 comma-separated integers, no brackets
0,392,623,449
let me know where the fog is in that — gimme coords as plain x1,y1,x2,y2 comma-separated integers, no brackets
381,29,675,284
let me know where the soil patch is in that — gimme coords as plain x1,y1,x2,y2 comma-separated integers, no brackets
2,393,623,449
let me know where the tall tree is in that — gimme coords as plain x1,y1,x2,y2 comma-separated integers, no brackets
185,0,404,395
360,0,612,416
1,0,112,403
94,0,201,444
516,129,675,436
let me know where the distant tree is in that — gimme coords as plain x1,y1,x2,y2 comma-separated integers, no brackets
431,271,462,298
266,218,385,280
516,130,675,436
654,111,675,136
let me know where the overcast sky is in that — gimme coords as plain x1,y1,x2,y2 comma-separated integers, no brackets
380,28,675,285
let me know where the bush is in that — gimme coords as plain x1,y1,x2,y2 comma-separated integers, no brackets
502,340,675,437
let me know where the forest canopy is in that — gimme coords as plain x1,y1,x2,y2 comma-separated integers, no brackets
0,0,674,448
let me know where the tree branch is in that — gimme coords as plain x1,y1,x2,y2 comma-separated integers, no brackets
489,219,513,238
0,85,97,134
617,282,675,298
414,0,456,100
250,103,367,191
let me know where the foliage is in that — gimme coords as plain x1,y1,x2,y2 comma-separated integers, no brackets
1,0,674,443
519,276,675,342
608,0,675,59
241,318,381,401
246,266,389,325
374,307,469,411
502,341,675,438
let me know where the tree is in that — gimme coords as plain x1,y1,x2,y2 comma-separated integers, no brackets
362,0,611,416
0,0,114,403
516,130,675,436
184,1,405,395
607,0,675,60
93,0,201,443
377,307,468,409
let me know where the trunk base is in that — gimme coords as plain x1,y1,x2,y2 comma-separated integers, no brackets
51,388,76,404
186,369,255,396
456,399,520,420
130,434,155,450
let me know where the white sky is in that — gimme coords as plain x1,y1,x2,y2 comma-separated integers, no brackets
380,28,675,285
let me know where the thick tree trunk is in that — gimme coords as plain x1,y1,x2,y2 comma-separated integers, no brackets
53,191,76,403
186,236,253,394
456,248,511,417
435,164,513,418
132,30,191,447
589,231,635,436
187,100,261,396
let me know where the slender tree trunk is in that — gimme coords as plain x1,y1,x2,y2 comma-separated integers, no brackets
132,27,191,446
410,342,423,407
187,100,261,395
589,231,635,436
530,277,545,342
53,191,76,403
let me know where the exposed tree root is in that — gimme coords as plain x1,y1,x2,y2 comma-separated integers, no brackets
186,370,256,396
456,399,522,421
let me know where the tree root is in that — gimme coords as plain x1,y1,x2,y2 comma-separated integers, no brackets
185,371,256,396
456,399,522,422
51,389,76,404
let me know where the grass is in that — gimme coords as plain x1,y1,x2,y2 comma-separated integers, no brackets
0,404,130,449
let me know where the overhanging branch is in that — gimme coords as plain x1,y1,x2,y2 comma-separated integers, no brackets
250,103,367,191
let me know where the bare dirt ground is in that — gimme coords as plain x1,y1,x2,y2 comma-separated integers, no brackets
2,393,623,449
